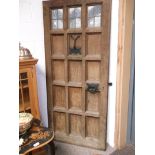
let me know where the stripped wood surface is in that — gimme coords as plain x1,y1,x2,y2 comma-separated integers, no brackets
43,0,112,150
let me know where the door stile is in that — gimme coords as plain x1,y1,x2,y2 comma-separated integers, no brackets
101,0,112,148
81,2,86,138
64,5,70,136
102,0,112,116
43,4,54,130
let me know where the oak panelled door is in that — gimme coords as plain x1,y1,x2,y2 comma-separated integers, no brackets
43,0,111,150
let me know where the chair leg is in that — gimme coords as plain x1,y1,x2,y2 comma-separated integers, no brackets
49,141,55,155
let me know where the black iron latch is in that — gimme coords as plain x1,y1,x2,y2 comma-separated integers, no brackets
86,83,100,93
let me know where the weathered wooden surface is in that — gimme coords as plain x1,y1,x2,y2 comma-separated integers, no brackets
43,0,112,150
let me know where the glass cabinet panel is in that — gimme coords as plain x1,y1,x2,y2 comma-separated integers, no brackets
19,89,23,111
19,72,31,113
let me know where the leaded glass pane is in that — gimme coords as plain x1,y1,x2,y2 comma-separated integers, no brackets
70,19,76,28
58,20,63,29
88,18,94,27
57,9,63,19
52,20,57,29
52,10,58,20
76,18,81,28
69,8,75,19
69,7,81,29
95,17,101,27
51,9,63,29
88,5,102,28
88,6,94,18
94,5,101,17
74,8,81,18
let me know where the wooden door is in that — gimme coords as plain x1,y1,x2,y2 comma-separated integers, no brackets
43,0,111,150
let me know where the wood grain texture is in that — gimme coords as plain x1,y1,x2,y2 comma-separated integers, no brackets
70,114,82,136
86,33,101,56
68,87,82,111
43,0,112,150
86,117,99,139
86,92,100,112
68,61,82,83
19,59,40,119
54,112,66,133
53,86,66,108
86,61,100,81
115,0,134,149
53,60,65,81
51,35,65,56
43,3,53,129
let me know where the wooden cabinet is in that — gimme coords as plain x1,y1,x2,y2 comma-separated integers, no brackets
19,59,40,119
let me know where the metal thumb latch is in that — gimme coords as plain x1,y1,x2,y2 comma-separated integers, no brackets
86,83,100,93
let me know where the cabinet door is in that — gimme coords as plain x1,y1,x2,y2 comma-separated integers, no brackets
19,69,32,113
43,0,111,150
19,68,38,118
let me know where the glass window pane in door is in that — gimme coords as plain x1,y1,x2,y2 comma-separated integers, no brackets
57,9,63,18
69,7,81,28
88,18,94,27
70,19,76,28
88,5,102,28
88,6,94,18
74,8,81,18
94,17,101,27
94,5,101,17
58,20,63,29
52,20,57,29
52,10,58,19
69,8,75,18
76,18,81,28
51,9,63,29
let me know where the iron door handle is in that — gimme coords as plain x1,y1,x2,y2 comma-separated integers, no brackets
86,83,100,93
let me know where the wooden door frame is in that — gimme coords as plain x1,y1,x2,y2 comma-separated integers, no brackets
114,0,134,149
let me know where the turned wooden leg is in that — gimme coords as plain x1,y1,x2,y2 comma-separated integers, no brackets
49,141,55,155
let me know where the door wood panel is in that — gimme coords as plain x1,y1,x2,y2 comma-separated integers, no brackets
43,0,112,150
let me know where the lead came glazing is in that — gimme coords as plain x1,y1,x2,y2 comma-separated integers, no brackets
51,9,63,29
69,7,81,28
88,5,102,27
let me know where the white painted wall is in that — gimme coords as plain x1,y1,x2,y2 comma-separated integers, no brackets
107,0,119,147
19,0,48,127
19,0,119,147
